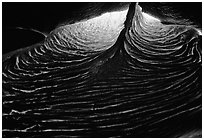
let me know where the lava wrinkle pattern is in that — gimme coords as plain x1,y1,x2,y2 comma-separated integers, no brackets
2,2,202,138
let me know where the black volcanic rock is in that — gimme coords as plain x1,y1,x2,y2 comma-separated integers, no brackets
2,2,202,138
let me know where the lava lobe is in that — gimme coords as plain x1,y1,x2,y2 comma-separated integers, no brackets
2,2,201,138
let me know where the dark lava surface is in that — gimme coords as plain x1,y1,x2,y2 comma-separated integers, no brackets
2,2,202,138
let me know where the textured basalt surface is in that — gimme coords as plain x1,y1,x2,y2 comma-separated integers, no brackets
2,3,201,137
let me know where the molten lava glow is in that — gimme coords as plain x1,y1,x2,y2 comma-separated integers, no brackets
142,12,161,22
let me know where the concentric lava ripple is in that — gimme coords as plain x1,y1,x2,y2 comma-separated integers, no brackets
2,3,201,138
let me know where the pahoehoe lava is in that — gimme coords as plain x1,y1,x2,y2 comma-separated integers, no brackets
2,2,202,138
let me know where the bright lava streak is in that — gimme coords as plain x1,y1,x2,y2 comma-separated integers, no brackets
142,12,161,22
46,9,129,52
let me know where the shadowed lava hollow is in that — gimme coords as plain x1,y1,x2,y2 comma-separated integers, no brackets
2,2,202,138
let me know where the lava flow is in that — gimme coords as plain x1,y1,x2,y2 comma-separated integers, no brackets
2,3,201,138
